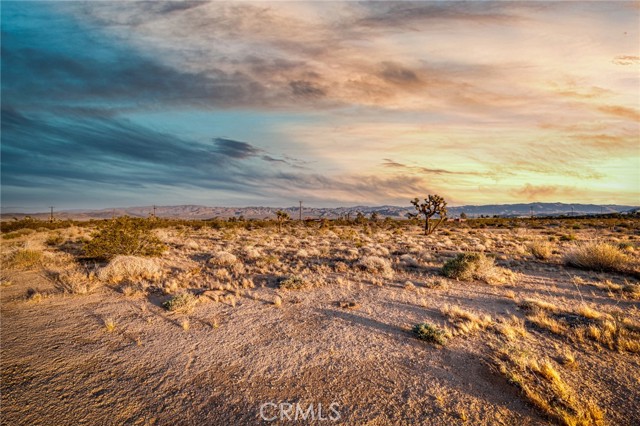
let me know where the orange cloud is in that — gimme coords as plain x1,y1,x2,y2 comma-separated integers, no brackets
612,55,640,66
598,105,640,122
513,184,565,201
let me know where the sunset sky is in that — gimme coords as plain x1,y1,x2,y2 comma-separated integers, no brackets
2,1,639,211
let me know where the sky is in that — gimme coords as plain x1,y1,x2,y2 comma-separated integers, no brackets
1,1,639,211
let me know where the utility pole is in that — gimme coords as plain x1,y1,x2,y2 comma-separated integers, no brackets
153,205,157,218
49,206,54,223
299,201,303,221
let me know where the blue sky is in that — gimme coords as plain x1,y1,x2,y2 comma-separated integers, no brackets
2,1,639,211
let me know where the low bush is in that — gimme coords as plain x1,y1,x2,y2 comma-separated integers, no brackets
2,229,36,240
412,323,448,345
278,275,307,290
83,217,166,261
357,256,394,278
441,252,511,285
163,293,197,313
208,251,238,266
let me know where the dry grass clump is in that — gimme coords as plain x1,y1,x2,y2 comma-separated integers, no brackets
578,318,640,353
45,232,64,246
97,255,162,283
163,293,197,313
519,298,559,314
424,276,448,289
51,268,98,295
524,302,640,353
557,347,577,368
526,312,569,336
528,240,553,260
495,345,604,426
621,282,640,299
564,242,629,273
26,288,44,302
104,318,116,333
442,304,492,336
5,249,43,270
412,322,448,345
208,251,238,266
357,255,394,278
585,279,640,300
495,315,528,341
441,253,514,285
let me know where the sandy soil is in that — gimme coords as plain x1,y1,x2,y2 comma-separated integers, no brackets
1,222,639,425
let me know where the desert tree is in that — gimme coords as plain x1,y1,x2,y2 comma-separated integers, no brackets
275,210,290,232
409,194,448,235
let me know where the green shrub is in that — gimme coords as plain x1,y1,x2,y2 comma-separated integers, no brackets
442,253,490,281
278,275,307,290
412,323,448,345
2,229,36,240
83,217,166,261
163,293,197,312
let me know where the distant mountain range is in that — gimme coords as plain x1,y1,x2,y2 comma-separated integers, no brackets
2,203,638,221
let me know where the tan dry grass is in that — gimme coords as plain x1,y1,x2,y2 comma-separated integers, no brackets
97,255,162,283
564,242,629,273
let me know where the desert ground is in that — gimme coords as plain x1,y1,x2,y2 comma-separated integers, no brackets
1,217,639,425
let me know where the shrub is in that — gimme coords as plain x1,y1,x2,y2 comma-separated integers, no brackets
208,251,238,266
564,242,629,272
6,249,43,270
441,253,493,280
278,275,307,290
83,217,166,261
2,229,36,240
412,323,448,345
45,232,65,246
97,255,162,283
163,292,197,313
528,240,552,260
357,256,394,278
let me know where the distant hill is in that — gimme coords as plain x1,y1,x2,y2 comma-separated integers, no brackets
2,202,638,221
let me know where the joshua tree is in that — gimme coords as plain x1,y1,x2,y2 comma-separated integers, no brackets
409,194,448,235
275,210,290,232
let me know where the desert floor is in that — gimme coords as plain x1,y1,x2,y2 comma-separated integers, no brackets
1,219,639,425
